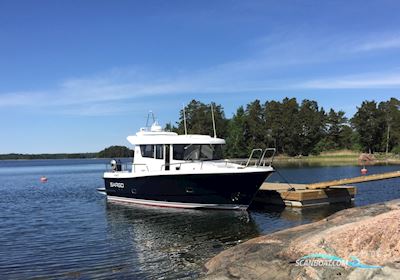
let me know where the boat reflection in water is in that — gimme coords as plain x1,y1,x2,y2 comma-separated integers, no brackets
103,200,353,279
104,202,259,279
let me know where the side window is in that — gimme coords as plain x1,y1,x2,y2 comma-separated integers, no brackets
173,144,185,160
155,145,164,159
140,145,154,158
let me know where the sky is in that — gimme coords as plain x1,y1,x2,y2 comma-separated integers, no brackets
1,0,400,153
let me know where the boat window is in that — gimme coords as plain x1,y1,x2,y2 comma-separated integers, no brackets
173,144,223,160
140,145,154,158
173,144,185,160
155,145,164,159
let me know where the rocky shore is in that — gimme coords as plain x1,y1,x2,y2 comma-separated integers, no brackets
203,200,400,280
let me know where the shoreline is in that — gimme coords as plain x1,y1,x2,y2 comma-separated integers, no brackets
2,151,399,165
203,199,400,280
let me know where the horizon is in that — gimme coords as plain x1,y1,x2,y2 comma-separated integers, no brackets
2,1,400,153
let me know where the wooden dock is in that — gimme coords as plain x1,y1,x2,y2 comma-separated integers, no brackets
255,183,356,207
307,170,400,189
254,170,400,207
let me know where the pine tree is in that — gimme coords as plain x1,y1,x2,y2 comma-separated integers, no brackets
378,98,400,153
351,101,386,153
297,100,326,155
226,106,248,157
243,100,266,151
324,109,349,150
176,99,228,138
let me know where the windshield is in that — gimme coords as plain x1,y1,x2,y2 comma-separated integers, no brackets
173,144,224,161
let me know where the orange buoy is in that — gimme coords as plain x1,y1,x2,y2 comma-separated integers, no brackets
40,176,48,183
361,168,368,175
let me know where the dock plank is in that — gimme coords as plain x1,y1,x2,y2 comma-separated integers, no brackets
307,171,400,189
256,183,356,207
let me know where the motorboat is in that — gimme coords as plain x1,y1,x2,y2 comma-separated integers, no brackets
100,116,275,210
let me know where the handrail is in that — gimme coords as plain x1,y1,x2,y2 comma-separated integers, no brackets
245,148,276,167
245,149,263,167
105,162,133,172
259,148,276,166
161,161,205,171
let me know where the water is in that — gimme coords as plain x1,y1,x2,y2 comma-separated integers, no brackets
0,159,399,279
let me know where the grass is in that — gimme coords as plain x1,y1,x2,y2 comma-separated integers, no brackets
272,150,400,165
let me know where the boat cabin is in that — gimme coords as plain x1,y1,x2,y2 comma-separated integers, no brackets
127,124,226,172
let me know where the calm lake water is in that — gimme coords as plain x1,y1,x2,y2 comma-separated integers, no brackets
0,159,399,279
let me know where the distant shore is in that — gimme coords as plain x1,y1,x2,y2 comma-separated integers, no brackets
234,150,400,166
273,151,400,165
1,150,399,164
0,153,99,161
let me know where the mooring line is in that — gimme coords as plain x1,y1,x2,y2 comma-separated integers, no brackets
275,169,295,191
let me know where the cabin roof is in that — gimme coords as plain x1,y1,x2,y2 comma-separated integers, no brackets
127,131,226,145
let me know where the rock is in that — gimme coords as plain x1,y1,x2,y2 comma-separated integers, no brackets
358,153,376,165
203,200,400,280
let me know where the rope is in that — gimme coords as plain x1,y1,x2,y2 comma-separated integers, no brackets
276,169,295,191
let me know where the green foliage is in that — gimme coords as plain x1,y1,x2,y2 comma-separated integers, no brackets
177,97,399,158
98,146,133,158
176,100,229,138
2,97,399,160
225,106,248,158
392,145,400,154
0,146,134,160
378,98,400,153
297,100,325,156
324,109,347,149
264,98,325,156
351,101,386,153
278,98,301,156
243,100,266,152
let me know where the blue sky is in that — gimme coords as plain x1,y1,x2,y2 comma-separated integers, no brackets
1,0,400,153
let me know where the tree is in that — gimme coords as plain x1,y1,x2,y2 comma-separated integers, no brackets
225,106,248,157
264,100,285,153
243,100,266,151
176,100,228,138
351,101,386,153
378,98,400,153
297,100,326,155
323,109,349,150
280,98,301,156
98,146,133,158
340,125,356,150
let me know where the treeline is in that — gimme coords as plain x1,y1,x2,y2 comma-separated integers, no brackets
0,146,133,160
169,98,400,157
0,153,98,160
2,98,399,160
97,145,133,158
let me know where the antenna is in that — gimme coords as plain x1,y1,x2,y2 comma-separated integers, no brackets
146,110,156,128
211,102,217,138
182,104,188,135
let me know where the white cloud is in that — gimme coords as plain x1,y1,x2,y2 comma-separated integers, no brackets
2,30,400,114
354,35,400,52
300,72,400,89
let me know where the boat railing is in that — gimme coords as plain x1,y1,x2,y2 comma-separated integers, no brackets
245,148,276,167
161,161,205,171
107,157,269,173
105,162,134,172
260,148,276,166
